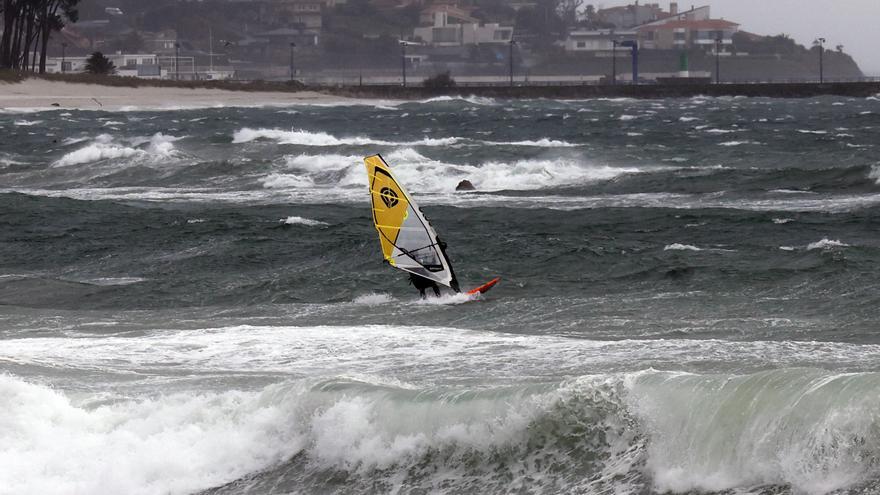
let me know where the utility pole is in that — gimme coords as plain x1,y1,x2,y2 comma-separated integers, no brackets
400,41,407,87
715,37,722,84
631,41,638,84
508,39,516,86
175,42,180,80
815,37,825,83
209,27,213,73
289,41,296,81
61,42,67,73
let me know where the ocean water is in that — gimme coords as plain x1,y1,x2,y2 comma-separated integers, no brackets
2,94,880,495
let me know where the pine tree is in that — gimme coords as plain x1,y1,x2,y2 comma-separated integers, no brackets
84,51,115,75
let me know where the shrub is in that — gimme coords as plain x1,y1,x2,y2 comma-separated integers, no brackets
423,71,456,88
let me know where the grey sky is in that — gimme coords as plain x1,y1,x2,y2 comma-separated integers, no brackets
598,0,880,74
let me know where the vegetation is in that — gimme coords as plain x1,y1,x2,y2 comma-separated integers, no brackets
423,71,456,89
0,69,310,91
0,0,80,72
84,51,114,74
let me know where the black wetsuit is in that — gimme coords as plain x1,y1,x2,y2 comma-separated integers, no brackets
409,273,441,298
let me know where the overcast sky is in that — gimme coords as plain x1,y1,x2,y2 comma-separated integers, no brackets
598,0,880,74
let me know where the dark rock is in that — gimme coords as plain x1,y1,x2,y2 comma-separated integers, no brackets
455,180,475,191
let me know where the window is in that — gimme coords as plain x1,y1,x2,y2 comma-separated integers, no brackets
433,27,458,43
674,31,686,41
493,30,510,41
576,41,586,48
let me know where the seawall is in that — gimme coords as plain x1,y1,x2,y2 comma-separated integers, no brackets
329,81,880,100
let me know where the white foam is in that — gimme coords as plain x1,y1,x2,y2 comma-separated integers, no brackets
806,238,849,250
232,128,460,147
268,150,646,194
773,218,794,224
353,293,395,305
869,165,880,185
481,138,577,147
664,243,702,251
52,133,180,167
13,119,42,126
280,216,329,227
418,95,497,106
54,141,141,167
0,375,305,495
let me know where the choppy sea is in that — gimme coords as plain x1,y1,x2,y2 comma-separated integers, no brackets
2,94,880,494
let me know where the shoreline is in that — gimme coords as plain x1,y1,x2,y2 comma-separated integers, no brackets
2,76,879,112
0,79,362,112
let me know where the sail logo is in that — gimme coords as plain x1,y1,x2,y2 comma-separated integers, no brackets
380,187,399,208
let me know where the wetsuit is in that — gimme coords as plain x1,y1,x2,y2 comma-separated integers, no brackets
410,273,441,298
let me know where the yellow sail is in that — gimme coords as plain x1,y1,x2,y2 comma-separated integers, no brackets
364,154,457,288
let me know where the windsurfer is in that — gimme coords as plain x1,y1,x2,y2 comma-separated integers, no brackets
408,237,460,298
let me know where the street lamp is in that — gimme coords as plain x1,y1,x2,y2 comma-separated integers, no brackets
714,37,722,84
398,40,420,87
174,43,181,80
508,39,516,86
611,39,618,85
814,37,826,83
289,41,296,81
399,40,407,87
61,42,67,73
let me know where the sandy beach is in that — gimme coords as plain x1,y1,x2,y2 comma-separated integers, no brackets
0,79,353,111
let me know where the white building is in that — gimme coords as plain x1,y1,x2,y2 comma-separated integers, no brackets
561,30,638,52
414,22,512,46
414,5,512,46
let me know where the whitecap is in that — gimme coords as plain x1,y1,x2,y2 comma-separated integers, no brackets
664,243,702,251
232,128,460,147
280,216,329,227
806,238,849,250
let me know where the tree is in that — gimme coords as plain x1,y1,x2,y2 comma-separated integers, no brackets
0,0,80,71
85,51,115,74
556,0,582,28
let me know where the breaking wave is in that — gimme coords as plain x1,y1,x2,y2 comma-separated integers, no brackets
53,133,181,167
280,216,328,227
806,238,850,250
231,128,459,147
664,243,702,251
264,149,644,193
4,369,880,495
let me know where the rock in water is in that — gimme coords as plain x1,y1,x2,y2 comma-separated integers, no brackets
455,180,475,191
